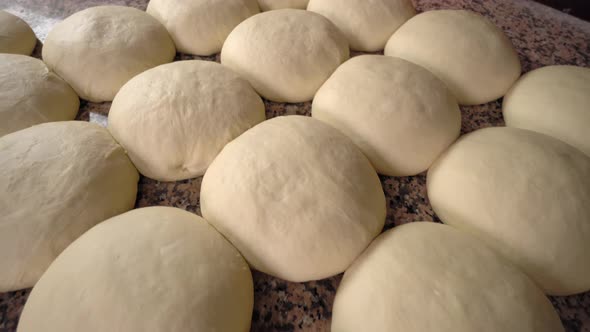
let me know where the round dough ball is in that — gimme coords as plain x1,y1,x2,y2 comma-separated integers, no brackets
42,6,175,102
18,207,254,332
503,65,590,156
0,121,138,292
312,55,461,176
201,116,385,282
332,222,564,332
0,10,36,55
221,9,349,102
258,0,309,11
308,0,415,51
0,54,79,137
147,0,259,55
427,127,590,295
385,10,521,105
108,61,265,181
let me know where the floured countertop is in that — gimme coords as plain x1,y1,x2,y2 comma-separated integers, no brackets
0,0,589,331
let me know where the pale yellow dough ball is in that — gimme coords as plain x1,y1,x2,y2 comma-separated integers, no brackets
428,127,590,295
385,10,521,105
0,10,36,55
0,54,79,137
332,222,564,332
0,121,138,292
42,6,175,102
18,207,254,332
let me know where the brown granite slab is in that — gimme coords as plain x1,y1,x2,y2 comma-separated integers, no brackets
0,0,589,331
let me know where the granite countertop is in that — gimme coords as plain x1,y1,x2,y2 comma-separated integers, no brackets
1,0,590,331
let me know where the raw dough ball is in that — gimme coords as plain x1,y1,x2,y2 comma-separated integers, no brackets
0,54,79,137
147,0,259,55
332,222,564,332
258,0,309,11
385,10,521,105
427,127,590,295
503,65,590,156
313,55,460,176
18,207,254,332
42,6,175,102
201,116,385,282
0,121,138,292
308,0,415,51
0,10,36,55
108,61,265,181
221,9,349,102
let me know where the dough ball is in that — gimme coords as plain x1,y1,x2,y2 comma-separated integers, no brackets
385,10,521,105
0,10,36,55
147,0,259,55
332,222,564,332
42,6,175,102
313,55,460,176
308,0,415,51
258,0,309,11
503,65,590,156
0,121,138,292
427,127,590,295
221,9,349,102
18,207,254,332
201,116,385,282
108,61,265,181
0,54,79,137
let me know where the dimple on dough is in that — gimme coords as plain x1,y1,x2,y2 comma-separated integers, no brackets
427,127,590,295
108,60,265,182
0,121,138,292
42,6,175,102
0,10,36,55
221,9,349,102
17,207,254,332
332,222,564,332
307,0,415,51
385,10,521,105
313,55,460,176
257,0,309,11
147,0,259,55
503,65,590,156
0,54,79,137
201,116,385,282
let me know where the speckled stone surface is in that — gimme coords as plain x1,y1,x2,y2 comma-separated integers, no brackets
0,0,589,331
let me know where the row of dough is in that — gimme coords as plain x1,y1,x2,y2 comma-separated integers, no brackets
2,116,590,295
17,208,566,332
0,0,308,56
0,3,517,105
3,51,589,178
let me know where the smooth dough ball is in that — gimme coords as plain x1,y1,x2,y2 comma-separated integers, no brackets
503,65,590,156
0,54,79,137
0,121,138,292
201,116,385,282
42,6,175,102
221,9,349,102
147,0,259,55
385,10,521,105
313,55,460,176
332,222,564,332
308,0,415,51
258,0,309,11
0,10,36,55
108,61,265,181
427,127,590,295
18,207,254,332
